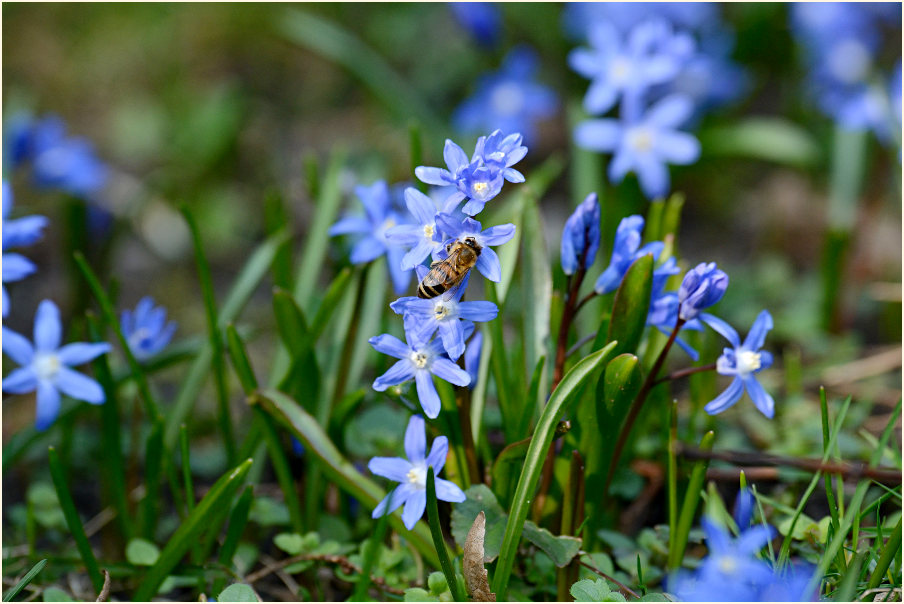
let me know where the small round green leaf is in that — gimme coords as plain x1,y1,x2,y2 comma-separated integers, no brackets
126,538,161,566
218,583,259,602
273,532,305,555
42,587,72,602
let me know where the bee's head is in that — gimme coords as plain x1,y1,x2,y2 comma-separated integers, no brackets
463,236,481,252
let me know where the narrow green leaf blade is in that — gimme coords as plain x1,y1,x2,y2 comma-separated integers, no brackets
133,459,253,601
492,342,618,598
3,559,47,602
607,255,653,358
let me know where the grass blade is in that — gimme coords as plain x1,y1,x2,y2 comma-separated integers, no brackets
211,484,255,596
181,205,236,465
867,515,902,590
668,430,715,570
133,458,253,601
252,388,440,568
427,468,467,602
163,229,290,449
3,559,47,602
491,342,618,598
48,447,104,592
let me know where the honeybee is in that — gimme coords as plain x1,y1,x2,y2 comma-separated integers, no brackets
417,237,482,298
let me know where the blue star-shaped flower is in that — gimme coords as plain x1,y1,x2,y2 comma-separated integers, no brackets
433,213,515,283
594,215,664,294
575,94,701,200
369,415,466,530
369,322,471,419
677,261,728,321
700,310,775,418
2,300,111,430
121,297,177,361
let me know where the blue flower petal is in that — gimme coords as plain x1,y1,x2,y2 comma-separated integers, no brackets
475,247,501,282
33,300,62,352
743,375,775,418
369,334,411,359
373,484,414,518
443,139,470,174
35,380,61,431
435,477,467,503
368,456,412,482
699,313,741,348
743,310,773,351
426,435,449,475
431,358,471,387
57,342,111,366
54,367,105,404
480,223,516,246
703,377,744,415
415,166,453,186
2,367,38,394
350,236,387,264
2,327,34,365
402,489,427,530
458,301,498,322
404,415,427,462
415,371,441,418
373,359,417,391
461,199,488,216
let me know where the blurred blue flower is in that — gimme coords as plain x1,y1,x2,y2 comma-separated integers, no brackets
449,2,501,47
434,213,516,283
563,2,720,41
2,300,111,430
2,253,37,318
3,182,48,249
454,47,557,144
677,262,728,321
384,187,444,271
594,215,664,294
644,257,705,361
369,323,471,418
464,330,483,389
575,94,700,199
569,19,690,115
391,273,497,361
369,415,466,530
560,193,601,276
120,297,177,361
699,310,775,418
415,131,527,216
330,180,413,293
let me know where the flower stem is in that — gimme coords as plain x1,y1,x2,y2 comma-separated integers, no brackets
604,317,685,494
654,362,717,385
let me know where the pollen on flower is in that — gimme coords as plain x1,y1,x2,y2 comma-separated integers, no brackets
737,350,762,375
407,464,427,488
610,56,631,84
627,126,655,153
423,223,436,239
410,351,429,368
717,555,739,575
433,301,450,320
33,353,61,380
471,181,490,198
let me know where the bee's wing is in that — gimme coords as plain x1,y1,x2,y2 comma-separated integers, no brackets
421,248,464,288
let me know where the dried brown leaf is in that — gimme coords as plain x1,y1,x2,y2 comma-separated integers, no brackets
463,511,496,602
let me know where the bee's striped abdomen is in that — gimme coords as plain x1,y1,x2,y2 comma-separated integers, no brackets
417,263,456,299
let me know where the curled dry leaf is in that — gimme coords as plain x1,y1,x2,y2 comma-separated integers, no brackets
463,511,497,602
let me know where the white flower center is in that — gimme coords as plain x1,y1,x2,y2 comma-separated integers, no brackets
828,39,872,85
33,352,61,381
471,181,490,199
491,82,525,116
407,463,428,489
717,555,739,575
410,350,429,369
611,56,631,86
736,350,762,376
627,126,655,153
433,300,455,321
423,223,436,240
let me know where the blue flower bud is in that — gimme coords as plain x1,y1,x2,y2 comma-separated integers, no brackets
560,193,601,276
677,262,728,320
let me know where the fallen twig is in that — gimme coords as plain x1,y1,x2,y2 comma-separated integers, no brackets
245,552,406,596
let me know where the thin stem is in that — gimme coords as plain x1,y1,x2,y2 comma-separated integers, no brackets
655,362,717,385
577,556,640,600
552,269,586,390
455,381,481,486
604,317,685,494
572,290,598,315
566,333,597,358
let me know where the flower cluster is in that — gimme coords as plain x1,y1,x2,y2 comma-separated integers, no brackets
567,5,748,199
790,3,901,141
348,132,523,529
120,297,178,362
559,198,775,417
5,114,109,200
669,489,818,601
454,46,558,145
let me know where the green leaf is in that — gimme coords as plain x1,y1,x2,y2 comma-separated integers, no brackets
212,485,255,596
48,447,104,592
273,288,321,408
492,343,618,598
521,193,553,403
426,468,466,602
3,559,47,602
163,230,290,449
126,538,161,566
252,389,440,568
133,459,253,601
217,583,260,602
607,255,653,358
404,588,437,602
225,324,259,393
523,521,582,567
450,485,507,562
273,533,305,555
41,587,72,602
699,117,822,168
668,431,715,570
570,578,619,602
639,594,670,602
